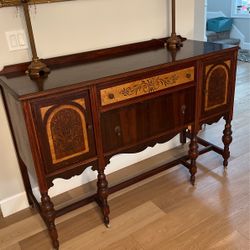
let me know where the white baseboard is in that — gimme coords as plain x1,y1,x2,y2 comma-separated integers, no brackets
0,174,95,217
0,192,29,217
1,137,180,217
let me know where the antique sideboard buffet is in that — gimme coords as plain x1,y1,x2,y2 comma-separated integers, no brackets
0,37,238,248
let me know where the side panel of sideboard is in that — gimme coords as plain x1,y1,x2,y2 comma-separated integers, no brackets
199,51,238,125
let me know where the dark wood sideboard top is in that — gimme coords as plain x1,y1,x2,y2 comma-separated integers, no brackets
0,39,237,100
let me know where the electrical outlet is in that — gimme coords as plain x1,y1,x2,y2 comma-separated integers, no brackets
5,30,28,51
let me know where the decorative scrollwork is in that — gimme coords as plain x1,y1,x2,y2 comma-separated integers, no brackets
120,74,179,97
100,67,194,106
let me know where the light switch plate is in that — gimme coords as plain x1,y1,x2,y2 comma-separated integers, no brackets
5,30,28,51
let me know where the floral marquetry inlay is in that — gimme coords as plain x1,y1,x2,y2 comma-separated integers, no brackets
100,67,194,106
204,60,230,111
40,99,89,164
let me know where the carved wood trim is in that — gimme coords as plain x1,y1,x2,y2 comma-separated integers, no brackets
100,67,194,106
40,99,89,164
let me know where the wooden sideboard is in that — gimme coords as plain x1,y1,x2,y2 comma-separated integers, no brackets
0,39,238,249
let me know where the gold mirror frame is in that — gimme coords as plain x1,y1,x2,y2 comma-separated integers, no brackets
0,0,70,7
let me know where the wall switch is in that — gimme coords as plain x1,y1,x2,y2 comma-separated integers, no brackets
9,34,18,48
5,30,28,51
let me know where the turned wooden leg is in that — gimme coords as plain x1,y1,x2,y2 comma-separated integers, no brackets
97,170,110,227
41,193,59,250
188,133,199,185
222,117,232,168
180,129,187,144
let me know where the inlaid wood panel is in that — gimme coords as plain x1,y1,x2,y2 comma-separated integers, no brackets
31,91,96,174
40,99,89,164
203,60,231,112
100,67,194,106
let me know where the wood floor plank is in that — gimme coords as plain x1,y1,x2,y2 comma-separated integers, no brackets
210,231,249,250
132,153,250,250
1,243,22,250
101,235,144,250
19,206,103,250
60,202,165,250
0,208,36,230
230,206,250,241
0,214,46,249
132,191,249,250
151,206,250,250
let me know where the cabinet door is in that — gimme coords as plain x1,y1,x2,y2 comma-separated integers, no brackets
31,91,96,174
101,88,195,153
201,59,233,117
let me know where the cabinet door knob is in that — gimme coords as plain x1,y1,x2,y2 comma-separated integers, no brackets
186,73,191,79
114,126,121,136
108,93,115,99
181,104,186,115
87,124,93,130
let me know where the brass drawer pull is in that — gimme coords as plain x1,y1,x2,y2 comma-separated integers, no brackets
181,104,186,115
108,93,115,99
114,126,121,136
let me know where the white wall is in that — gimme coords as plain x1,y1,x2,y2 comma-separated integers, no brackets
0,0,205,217
207,0,250,43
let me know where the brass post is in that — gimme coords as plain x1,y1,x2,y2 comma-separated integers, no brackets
21,0,50,79
166,0,185,50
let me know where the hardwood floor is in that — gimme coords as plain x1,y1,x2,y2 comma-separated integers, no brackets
0,61,249,250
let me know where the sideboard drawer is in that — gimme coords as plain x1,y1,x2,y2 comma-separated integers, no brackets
30,90,96,174
99,67,194,107
101,87,195,153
